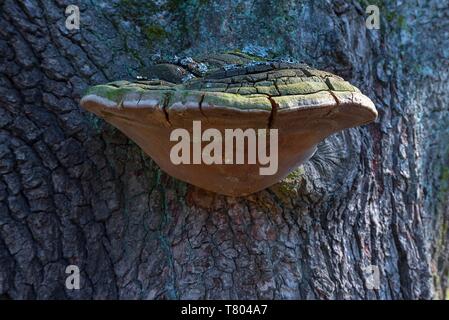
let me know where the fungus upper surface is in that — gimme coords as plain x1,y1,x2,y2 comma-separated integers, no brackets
81,52,377,196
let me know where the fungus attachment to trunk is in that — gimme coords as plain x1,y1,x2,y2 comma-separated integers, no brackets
80,53,377,196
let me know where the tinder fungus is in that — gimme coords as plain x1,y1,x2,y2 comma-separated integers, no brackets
80,52,377,196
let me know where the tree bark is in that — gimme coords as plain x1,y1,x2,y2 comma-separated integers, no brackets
0,0,448,299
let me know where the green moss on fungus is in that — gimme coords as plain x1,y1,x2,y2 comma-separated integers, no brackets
325,78,358,92
276,81,329,95
86,85,146,103
202,92,272,111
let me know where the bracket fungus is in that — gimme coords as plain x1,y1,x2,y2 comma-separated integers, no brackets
80,52,377,196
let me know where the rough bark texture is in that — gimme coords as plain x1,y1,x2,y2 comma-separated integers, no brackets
0,0,448,299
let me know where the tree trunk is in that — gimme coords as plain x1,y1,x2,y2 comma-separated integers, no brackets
0,0,448,299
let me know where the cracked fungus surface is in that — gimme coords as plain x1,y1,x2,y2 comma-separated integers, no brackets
80,52,378,196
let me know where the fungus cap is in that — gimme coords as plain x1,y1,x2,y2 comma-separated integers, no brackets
80,54,377,196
